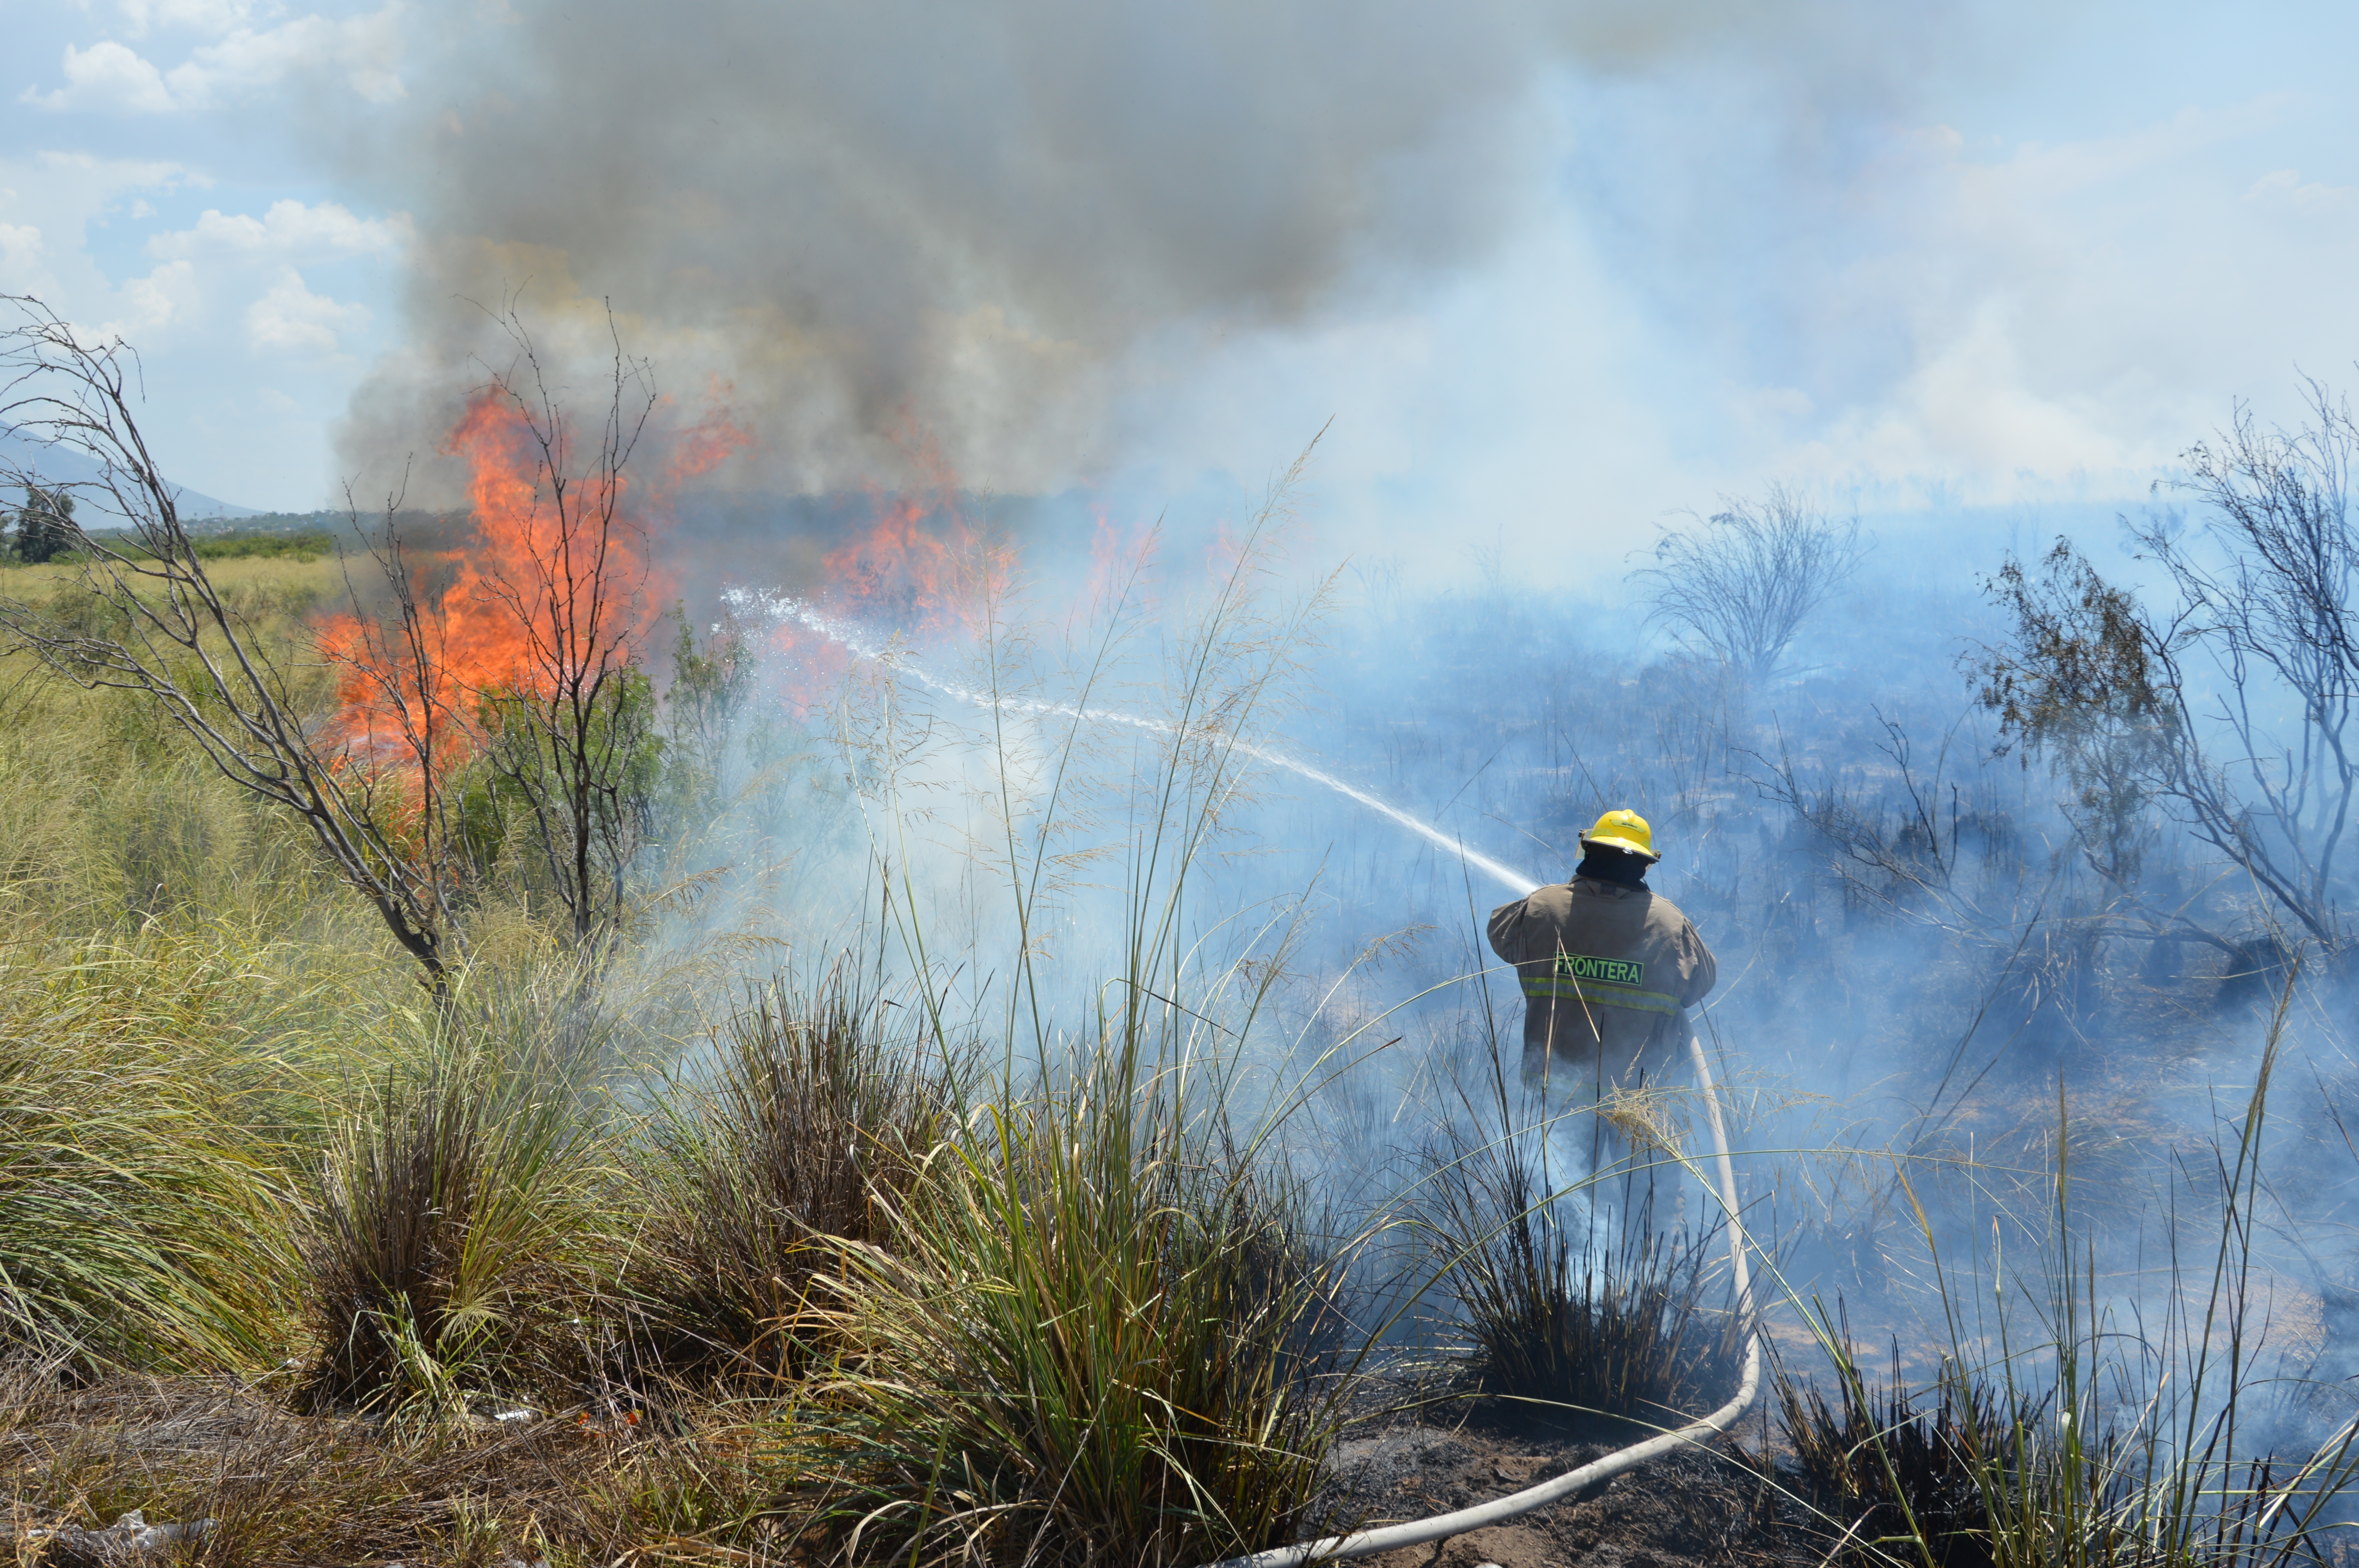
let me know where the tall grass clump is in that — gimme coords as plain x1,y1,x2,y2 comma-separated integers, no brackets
1417,1040,1741,1425
1781,1288,2163,1568
822,1019,1355,1568
622,967,955,1381
0,913,378,1377
0,1027,288,1375
299,1009,602,1418
1780,1340,2054,1568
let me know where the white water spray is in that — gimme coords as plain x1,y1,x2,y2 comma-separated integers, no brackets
722,587,1545,898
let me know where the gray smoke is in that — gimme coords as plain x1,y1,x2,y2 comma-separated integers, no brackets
326,0,1940,506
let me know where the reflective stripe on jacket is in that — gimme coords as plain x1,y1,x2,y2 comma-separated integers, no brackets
1518,969,1686,1016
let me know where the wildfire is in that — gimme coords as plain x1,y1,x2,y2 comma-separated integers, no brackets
762,437,1013,715
316,383,745,791
318,377,1122,789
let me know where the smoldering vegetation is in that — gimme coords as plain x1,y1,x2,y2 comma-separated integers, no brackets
7,303,2359,1565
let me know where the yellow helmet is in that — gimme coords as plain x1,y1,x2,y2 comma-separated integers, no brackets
1581,808,1659,862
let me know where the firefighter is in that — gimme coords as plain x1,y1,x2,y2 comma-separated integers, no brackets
1488,807,1717,1102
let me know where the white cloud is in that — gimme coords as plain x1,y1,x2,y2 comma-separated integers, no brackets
0,141,392,506
30,149,187,191
1953,98,2290,208
114,0,267,38
24,5,408,113
105,258,200,338
167,6,409,107
24,40,177,114
0,153,185,304
0,225,44,283
151,199,409,261
2244,168,2359,217
245,266,369,353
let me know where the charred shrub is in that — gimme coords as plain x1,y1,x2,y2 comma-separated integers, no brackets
2217,933,2296,1008
1779,1348,2028,1568
1776,1336,2168,1568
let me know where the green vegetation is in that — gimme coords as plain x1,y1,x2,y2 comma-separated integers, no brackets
0,950,293,1375
818,1013,1354,1567
2,517,336,568
297,1014,604,1420
7,485,74,563
190,527,337,560
622,972,954,1382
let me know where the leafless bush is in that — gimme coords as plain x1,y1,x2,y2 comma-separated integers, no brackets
463,305,667,952
1636,485,1866,684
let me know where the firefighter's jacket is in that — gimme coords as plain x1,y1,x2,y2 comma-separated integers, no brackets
1487,876,1717,1092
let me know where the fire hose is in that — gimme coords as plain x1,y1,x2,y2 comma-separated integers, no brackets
1198,1029,1760,1568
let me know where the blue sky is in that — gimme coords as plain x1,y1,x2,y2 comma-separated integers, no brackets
3,0,410,511
5,0,2358,580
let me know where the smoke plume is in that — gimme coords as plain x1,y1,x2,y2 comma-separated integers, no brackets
327,0,1932,506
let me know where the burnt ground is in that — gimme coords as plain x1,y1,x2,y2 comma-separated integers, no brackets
1311,1353,1828,1568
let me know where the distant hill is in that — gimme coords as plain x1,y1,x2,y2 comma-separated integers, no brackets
1,427,259,522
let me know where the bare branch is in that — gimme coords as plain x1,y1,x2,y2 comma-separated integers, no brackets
1965,377,2359,953
460,301,663,951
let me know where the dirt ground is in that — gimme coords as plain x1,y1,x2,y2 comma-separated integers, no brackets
1312,1354,1827,1568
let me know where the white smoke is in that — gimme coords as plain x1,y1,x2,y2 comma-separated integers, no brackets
722,584,1544,897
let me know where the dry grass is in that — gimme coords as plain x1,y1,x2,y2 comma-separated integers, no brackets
0,550,335,607
0,1369,816,1567
812,1031,1357,1568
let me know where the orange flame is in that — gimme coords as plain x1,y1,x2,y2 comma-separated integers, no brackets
317,385,747,800
763,434,1013,715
